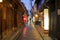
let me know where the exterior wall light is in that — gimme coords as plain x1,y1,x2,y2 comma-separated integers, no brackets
0,0,3,2
35,14,38,17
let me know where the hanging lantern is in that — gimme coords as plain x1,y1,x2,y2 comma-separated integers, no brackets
23,15,27,23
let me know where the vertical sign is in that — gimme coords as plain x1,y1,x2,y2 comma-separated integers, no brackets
44,9,49,30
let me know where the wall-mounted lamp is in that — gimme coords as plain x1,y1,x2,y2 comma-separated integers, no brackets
35,14,38,17
0,0,3,2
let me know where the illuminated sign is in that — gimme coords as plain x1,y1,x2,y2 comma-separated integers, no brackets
44,9,49,30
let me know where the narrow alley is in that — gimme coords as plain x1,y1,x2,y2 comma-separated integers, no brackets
0,0,60,40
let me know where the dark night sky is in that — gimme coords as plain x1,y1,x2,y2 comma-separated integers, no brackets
35,0,42,9
35,0,41,4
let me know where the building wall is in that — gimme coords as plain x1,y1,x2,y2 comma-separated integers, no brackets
1,0,14,39
49,0,57,38
0,4,2,39
0,0,27,39
56,0,60,39
49,0,60,39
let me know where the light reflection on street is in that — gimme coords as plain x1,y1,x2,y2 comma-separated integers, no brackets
23,26,27,36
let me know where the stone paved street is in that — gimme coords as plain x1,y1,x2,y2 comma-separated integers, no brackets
18,23,43,40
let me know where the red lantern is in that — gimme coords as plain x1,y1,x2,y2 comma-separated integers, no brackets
23,15,27,23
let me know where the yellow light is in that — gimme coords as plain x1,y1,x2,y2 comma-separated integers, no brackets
0,0,2,2
35,14,38,17
44,9,49,30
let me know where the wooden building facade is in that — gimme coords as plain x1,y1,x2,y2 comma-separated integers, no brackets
0,0,27,39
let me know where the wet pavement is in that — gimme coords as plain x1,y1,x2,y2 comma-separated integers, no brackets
35,25,53,40
16,21,53,40
17,23,43,40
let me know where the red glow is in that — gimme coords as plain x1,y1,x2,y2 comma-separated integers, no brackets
23,27,27,36
23,15,27,22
